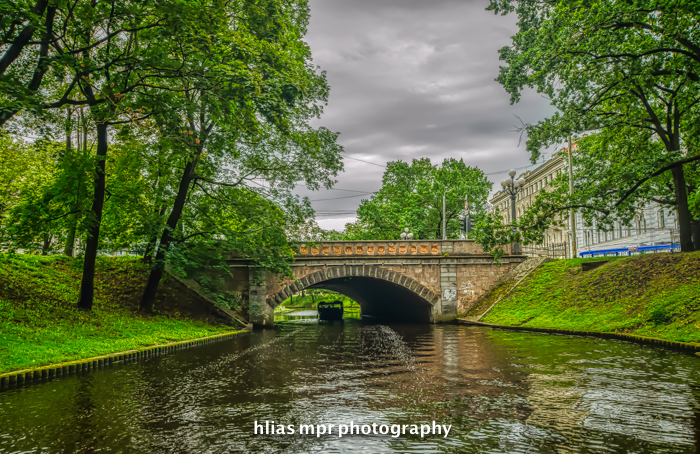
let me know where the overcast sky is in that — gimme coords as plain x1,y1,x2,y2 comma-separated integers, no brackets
300,0,557,231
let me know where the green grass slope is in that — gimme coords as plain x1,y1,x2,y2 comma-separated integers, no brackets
481,252,700,343
0,253,236,374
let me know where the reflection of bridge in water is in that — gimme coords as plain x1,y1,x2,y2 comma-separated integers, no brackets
218,240,525,327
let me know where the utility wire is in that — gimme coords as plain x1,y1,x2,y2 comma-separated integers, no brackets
298,184,372,194
342,155,387,167
340,152,557,177
310,193,372,202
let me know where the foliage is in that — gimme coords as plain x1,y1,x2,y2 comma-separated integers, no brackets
488,0,700,251
1,0,344,312
343,158,491,240
280,289,359,308
0,132,92,253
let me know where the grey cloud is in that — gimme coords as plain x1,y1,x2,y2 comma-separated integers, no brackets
299,0,556,230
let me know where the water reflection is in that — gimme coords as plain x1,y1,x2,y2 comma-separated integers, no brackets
0,322,698,453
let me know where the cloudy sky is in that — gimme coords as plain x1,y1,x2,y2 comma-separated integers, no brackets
300,0,557,231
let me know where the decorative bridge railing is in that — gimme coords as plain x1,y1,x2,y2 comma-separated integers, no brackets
294,240,493,258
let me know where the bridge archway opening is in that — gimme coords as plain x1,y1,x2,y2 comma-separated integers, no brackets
305,276,433,323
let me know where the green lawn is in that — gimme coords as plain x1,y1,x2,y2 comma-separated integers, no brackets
480,252,700,344
0,253,236,374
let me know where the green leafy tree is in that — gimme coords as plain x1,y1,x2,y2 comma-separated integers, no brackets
345,158,491,240
5,0,265,310
489,0,700,252
135,0,343,312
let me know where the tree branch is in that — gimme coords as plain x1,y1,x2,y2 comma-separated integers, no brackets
615,154,700,207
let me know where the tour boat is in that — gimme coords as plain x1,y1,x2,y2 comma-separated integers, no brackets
317,300,344,321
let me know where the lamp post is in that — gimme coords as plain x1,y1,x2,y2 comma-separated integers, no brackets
500,169,527,254
568,135,578,259
400,228,414,240
463,195,470,240
442,186,449,241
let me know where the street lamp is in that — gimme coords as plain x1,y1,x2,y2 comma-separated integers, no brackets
400,228,414,240
500,169,526,254
442,186,449,240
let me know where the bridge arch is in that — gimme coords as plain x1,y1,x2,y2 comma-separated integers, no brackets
267,266,440,322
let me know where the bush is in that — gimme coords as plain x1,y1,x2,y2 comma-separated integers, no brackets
649,306,670,324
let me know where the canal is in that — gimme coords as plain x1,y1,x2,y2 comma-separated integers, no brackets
1,312,699,453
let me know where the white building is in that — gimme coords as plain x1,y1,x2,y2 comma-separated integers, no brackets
490,148,679,258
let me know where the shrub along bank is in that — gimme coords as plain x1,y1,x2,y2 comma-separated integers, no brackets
280,290,359,309
471,252,700,344
0,253,236,374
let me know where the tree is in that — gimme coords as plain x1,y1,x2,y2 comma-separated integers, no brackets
473,130,700,259
11,0,244,310
0,0,58,126
489,0,700,251
136,0,343,312
0,134,59,251
345,158,491,240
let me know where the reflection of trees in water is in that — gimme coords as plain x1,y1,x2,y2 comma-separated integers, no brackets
72,374,98,454
519,350,699,451
692,385,700,450
4,325,700,453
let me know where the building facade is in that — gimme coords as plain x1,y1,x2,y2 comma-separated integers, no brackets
489,148,679,258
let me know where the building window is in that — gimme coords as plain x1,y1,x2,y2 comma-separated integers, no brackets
658,209,665,228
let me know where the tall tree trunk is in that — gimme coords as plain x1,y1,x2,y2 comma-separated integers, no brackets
671,166,695,252
77,121,109,311
139,155,199,312
0,0,49,75
64,223,76,257
82,106,88,150
142,206,167,263
41,233,51,255
691,219,700,251
63,107,76,257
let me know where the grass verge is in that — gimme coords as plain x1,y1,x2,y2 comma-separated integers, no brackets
480,252,700,344
0,253,235,374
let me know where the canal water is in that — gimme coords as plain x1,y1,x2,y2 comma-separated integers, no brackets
1,312,699,453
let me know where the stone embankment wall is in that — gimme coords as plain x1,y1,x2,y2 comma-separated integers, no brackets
0,331,248,392
459,256,550,320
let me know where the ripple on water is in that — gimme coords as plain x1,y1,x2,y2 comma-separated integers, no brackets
0,321,699,453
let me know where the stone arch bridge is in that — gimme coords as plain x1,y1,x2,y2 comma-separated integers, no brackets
213,240,524,327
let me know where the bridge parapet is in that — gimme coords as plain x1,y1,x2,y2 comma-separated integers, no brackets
296,240,489,258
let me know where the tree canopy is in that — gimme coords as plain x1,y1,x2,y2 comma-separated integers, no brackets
342,158,491,240
0,0,344,312
484,0,700,252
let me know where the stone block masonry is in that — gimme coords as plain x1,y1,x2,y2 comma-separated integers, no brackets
219,240,526,327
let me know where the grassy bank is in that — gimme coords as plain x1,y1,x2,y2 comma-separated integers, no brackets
474,252,700,344
0,253,236,374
